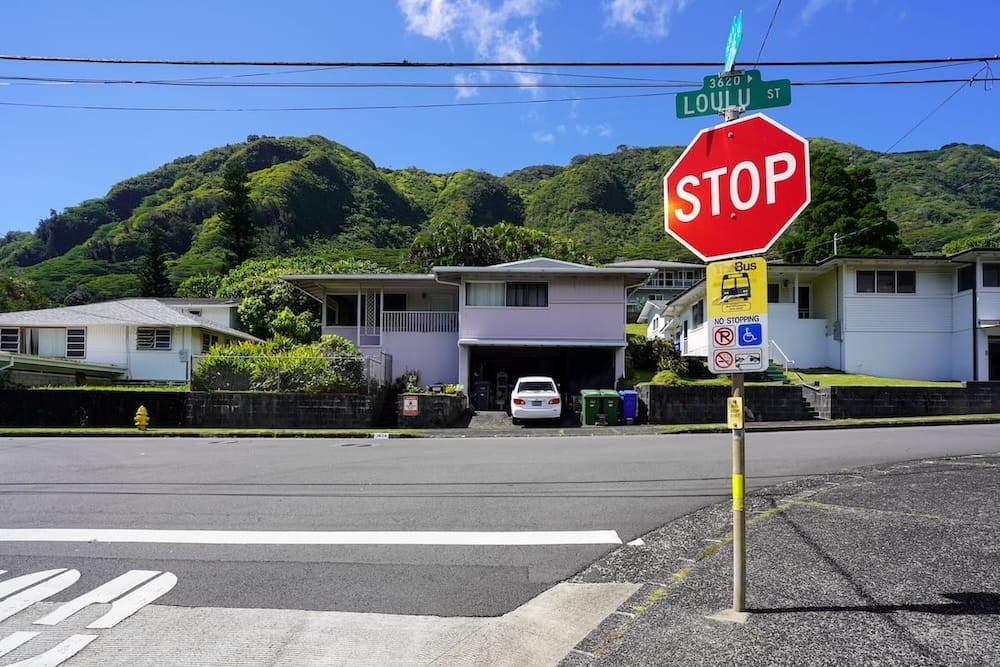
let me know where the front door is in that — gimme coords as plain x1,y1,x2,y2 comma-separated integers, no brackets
797,286,811,319
990,338,1000,381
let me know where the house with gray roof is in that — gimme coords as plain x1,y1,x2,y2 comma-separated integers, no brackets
0,298,260,385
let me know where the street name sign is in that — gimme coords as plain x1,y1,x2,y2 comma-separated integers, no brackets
664,113,810,262
676,70,791,119
707,258,768,374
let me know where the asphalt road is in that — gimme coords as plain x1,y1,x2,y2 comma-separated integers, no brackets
1,425,995,617
0,426,996,665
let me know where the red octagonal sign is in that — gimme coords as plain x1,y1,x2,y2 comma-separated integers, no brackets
664,113,810,262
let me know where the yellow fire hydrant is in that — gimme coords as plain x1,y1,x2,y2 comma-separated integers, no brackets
134,405,150,431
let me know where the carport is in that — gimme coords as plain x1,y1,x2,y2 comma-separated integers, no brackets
462,341,619,412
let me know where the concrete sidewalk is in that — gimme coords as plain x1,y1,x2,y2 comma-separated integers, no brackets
561,452,1000,667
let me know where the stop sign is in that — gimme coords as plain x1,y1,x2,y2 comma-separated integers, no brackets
664,113,810,261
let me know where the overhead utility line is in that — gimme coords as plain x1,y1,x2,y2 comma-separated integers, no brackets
1,54,998,68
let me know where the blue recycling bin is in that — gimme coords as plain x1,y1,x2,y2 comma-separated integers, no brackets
619,389,638,424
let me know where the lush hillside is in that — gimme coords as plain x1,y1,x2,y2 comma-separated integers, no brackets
1,134,998,305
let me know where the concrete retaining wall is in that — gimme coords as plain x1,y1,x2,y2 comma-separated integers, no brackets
636,385,808,424
0,390,187,427
808,383,1000,419
396,393,468,428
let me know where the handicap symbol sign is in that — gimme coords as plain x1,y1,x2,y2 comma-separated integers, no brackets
737,323,762,346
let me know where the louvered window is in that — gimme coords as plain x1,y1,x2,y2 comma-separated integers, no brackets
0,328,19,352
65,328,86,358
137,327,172,350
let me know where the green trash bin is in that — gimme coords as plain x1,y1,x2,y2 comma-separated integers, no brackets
580,389,602,425
599,389,621,425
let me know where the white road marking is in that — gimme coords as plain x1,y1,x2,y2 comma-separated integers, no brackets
86,572,178,629
0,632,39,658
3,634,97,667
33,570,162,627
0,529,623,546
0,571,68,600
0,571,80,623
627,538,645,546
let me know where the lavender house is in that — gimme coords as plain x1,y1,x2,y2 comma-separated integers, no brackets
283,258,653,410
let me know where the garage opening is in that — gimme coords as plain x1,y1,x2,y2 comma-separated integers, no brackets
467,345,616,412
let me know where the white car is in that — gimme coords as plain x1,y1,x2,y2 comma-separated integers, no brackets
510,376,562,424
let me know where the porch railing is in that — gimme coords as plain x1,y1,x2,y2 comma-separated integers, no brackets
382,310,458,333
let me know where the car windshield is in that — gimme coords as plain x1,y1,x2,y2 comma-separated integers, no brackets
519,381,556,392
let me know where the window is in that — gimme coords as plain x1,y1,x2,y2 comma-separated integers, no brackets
201,333,220,353
466,282,505,306
137,327,171,350
326,294,358,326
856,270,915,294
958,265,975,292
466,281,547,307
692,299,705,327
65,328,86,358
383,293,407,311
506,282,547,307
1,328,19,352
767,284,779,303
984,263,1000,288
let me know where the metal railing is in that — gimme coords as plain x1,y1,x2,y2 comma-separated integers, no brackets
382,311,458,333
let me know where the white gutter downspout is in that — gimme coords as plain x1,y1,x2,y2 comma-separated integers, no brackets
432,272,465,387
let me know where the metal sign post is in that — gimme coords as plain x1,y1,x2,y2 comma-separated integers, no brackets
667,16,807,622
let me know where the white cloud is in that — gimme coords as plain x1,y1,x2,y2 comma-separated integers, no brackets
399,0,546,93
575,123,613,138
603,0,690,38
532,130,555,143
398,0,460,38
800,0,836,23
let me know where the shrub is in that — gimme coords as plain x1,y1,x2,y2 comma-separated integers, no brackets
191,335,368,392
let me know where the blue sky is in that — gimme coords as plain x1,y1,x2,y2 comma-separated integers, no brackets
1,1,998,235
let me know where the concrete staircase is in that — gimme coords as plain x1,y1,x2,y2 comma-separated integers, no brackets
763,362,789,383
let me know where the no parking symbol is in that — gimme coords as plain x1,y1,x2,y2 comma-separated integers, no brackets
713,326,735,347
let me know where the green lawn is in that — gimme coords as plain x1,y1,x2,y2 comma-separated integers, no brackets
786,368,962,388
625,323,647,337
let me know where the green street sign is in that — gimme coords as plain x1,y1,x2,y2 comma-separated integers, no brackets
676,70,791,119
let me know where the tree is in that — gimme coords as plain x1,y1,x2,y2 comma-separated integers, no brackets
218,159,256,270
138,227,171,297
776,150,910,263
0,275,50,312
215,255,388,341
406,221,592,271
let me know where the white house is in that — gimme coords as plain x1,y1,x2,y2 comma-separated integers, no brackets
283,258,654,410
603,259,705,322
0,298,260,385
659,250,1000,382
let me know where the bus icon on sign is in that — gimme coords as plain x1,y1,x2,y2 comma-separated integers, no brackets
720,272,751,303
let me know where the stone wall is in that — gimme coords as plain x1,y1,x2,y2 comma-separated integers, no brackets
0,389,384,428
636,385,809,424
396,393,468,428
809,383,1000,419
0,390,187,427
186,391,384,428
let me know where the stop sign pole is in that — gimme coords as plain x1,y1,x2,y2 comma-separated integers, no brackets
666,58,809,621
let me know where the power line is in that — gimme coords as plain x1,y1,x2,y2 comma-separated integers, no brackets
754,0,783,67
1,54,998,68
1,74,995,90
885,64,993,152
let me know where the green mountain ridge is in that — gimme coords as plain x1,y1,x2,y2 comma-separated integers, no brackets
2,134,998,304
